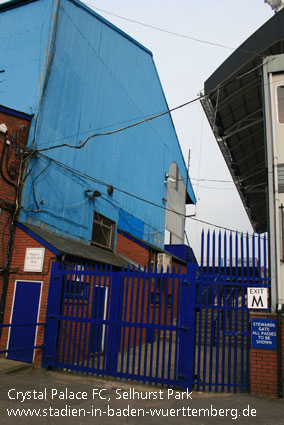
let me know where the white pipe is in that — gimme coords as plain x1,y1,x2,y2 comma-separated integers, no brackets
263,59,278,312
269,72,283,310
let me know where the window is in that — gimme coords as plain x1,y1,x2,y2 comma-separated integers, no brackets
65,266,89,299
66,280,89,299
91,212,115,250
277,85,284,123
164,229,172,245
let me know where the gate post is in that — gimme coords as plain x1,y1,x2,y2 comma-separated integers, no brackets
42,262,63,368
179,263,197,390
105,271,123,377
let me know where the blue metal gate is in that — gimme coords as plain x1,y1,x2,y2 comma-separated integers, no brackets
43,263,197,390
42,231,270,393
194,231,271,393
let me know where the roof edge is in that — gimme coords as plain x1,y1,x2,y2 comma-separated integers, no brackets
0,104,33,121
204,8,284,93
0,0,153,57
16,222,60,255
0,0,39,12
69,0,153,57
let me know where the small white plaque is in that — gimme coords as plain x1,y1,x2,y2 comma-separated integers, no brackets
24,248,45,272
247,287,268,309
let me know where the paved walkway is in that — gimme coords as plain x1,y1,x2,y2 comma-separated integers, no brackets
0,360,283,425
0,358,32,374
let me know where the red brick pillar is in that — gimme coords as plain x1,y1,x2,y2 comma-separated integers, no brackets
250,313,283,398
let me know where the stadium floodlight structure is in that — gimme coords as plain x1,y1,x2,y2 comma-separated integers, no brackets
264,0,284,12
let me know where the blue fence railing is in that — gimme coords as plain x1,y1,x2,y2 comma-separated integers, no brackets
0,322,46,355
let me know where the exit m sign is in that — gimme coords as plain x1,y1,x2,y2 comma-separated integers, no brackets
247,287,268,309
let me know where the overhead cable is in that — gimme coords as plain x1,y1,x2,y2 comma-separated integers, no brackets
30,94,206,153
26,54,273,154
86,4,266,57
35,152,263,237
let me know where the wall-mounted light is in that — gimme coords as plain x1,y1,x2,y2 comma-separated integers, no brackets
164,172,176,184
164,177,176,184
0,123,8,134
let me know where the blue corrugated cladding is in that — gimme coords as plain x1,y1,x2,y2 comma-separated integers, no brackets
2,0,195,249
0,0,57,114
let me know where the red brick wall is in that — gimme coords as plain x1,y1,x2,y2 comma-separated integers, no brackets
0,110,31,298
116,232,151,267
173,261,186,274
250,313,284,398
116,231,187,273
0,226,56,366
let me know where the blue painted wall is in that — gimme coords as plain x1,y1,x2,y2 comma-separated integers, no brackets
1,0,196,249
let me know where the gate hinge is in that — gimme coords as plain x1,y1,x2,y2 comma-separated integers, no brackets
178,374,186,380
49,315,57,319
182,280,190,286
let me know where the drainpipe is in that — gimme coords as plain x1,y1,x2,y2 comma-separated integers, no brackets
0,156,23,331
270,70,283,313
263,63,283,397
263,63,278,312
270,71,283,398
277,307,283,397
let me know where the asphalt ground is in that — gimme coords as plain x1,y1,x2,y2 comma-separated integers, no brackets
0,366,283,425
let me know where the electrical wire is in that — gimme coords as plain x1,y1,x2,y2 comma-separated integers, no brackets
32,160,51,210
31,94,205,153
34,152,187,217
191,183,236,190
85,4,267,57
27,112,165,149
33,151,262,237
24,55,274,155
168,174,234,184
191,177,233,183
188,216,264,239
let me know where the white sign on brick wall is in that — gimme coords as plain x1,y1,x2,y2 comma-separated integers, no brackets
24,248,45,272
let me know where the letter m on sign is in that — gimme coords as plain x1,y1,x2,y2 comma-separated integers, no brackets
247,288,268,309
252,296,263,308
